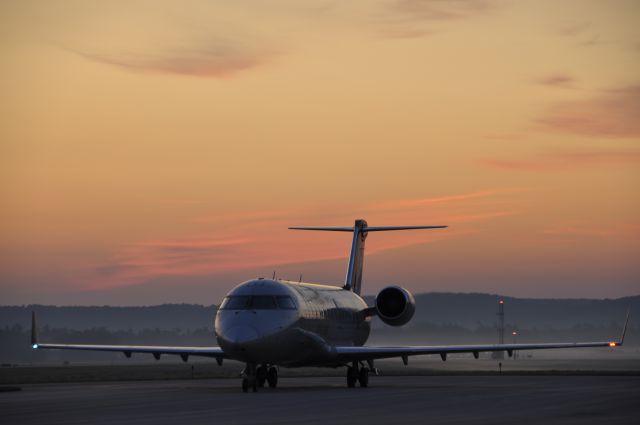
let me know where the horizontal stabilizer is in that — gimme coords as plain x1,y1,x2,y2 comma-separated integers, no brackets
289,225,447,232
365,226,447,232
290,220,447,294
289,227,355,232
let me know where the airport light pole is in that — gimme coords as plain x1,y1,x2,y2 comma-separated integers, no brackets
492,298,505,360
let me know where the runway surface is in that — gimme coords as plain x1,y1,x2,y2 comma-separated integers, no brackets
2,376,639,425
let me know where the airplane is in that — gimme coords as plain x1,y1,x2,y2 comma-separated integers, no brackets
31,219,630,392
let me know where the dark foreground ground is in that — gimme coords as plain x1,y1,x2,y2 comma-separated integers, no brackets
2,376,639,425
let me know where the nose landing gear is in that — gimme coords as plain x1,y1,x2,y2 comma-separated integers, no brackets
241,363,258,393
242,363,278,392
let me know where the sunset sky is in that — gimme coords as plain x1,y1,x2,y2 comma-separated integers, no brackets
1,0,638,305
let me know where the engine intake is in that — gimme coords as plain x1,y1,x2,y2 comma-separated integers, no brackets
375,286,416,326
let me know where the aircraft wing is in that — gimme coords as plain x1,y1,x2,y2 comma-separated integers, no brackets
335,311,629,363
30,312,225,362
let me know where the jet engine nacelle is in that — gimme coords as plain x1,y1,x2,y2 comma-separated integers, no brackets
375,286,416,326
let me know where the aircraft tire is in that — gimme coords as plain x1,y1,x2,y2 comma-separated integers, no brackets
347,367,358,388
242,378,249,393
267,367,278,388
358,367,369,388
257,365,267,387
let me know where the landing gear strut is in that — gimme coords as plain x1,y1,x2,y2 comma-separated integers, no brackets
241,363,258,393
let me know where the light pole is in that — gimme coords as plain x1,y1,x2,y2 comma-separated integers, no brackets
493,299,505,360
512,330,518,360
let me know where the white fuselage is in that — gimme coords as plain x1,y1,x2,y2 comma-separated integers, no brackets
215,279,371,366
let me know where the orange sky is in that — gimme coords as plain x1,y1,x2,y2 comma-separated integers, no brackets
1,0,639,305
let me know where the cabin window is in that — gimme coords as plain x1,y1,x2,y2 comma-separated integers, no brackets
276,296,297,310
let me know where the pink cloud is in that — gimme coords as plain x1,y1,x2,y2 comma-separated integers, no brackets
537,86,640,138
83,189,517,290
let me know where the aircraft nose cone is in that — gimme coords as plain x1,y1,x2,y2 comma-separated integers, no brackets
225,325,259,345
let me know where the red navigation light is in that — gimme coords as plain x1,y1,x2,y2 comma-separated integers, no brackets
609,342,617,347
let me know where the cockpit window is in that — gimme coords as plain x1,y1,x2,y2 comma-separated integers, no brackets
221,296,250,310
220,295,297,310
250,296,277,309
276,296,296,310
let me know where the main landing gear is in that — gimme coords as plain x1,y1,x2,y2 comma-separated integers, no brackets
346,361,369,388
242,363,278,392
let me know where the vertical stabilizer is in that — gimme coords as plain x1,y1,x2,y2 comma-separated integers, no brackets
289,219,447,295
345,219,368,294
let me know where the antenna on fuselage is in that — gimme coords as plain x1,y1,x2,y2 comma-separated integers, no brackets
288,219,447,295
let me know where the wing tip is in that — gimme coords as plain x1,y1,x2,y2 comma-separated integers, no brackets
31,310,39,349
619,308,631,345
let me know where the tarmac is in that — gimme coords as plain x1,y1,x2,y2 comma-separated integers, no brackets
2,375,639,425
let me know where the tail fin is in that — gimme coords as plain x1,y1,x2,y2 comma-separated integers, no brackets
289,219,447,295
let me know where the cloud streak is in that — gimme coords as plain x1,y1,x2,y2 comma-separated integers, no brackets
379,0,499,38
390,0,496,21
480,150,640,171
71,41,271,78
537,85,640,138
535,73,576,88
534,223,640,248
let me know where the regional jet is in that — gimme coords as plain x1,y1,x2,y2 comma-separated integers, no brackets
31,219,629,392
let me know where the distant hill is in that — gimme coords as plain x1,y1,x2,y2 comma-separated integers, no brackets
1,293,637,331
1,293,638,363
397,293,639,329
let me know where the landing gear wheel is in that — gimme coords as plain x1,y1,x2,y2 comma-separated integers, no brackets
347,367,358,388
358,367,369,388
257,365,267,388
267,367,278,388
242,378,249,393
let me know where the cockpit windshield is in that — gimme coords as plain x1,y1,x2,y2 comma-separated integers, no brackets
220,295,297,310
250,296,277,309
276,296,296,310
221,296,250,310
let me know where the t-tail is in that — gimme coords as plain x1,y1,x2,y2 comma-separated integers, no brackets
289,219,447,294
